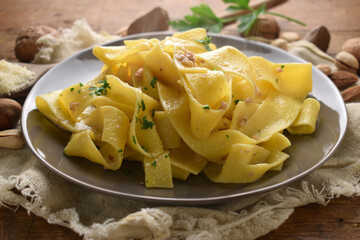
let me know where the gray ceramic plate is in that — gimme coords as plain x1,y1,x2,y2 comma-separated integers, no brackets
21,32,347,204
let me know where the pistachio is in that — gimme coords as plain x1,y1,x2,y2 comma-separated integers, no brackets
0,129,24,149
329,71,358,89
280,32,301,42
316,63,332,76
0,98,22,131
335,51,359,73
304,25,331,52
271,38,287,50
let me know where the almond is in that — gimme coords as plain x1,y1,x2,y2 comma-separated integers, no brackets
316,63,332,76
341,85,360,102
329,71,358,89
271,38,287,50
280,32,301,42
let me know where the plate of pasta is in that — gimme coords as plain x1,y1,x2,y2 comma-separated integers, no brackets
21,29,347,204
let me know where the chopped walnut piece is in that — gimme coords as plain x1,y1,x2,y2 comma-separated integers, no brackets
175,49,196,67
239,118,247,127
69,102,80,111
245,97,253,104
134,68,144,84
219,100,228,110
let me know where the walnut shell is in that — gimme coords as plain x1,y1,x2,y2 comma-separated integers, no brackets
0,98,22,131
245,15,280,39
15,25,60,63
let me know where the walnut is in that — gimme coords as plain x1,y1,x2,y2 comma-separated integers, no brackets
245,15,280,39
15,25,60,63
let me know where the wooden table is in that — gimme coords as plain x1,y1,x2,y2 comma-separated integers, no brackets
1,0,360,239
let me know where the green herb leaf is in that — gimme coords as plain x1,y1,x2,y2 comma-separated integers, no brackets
234,99,240,105
169,0,306,37
117,149,123,153
141,100,146,111
152,161,157,166
141,116,154,130
141,146,148,152
132,135,137,144
223,0,250,11
70,88,74,92
203,105,210,110
168,4,223,33
196,36,213,51
88,79,111,96
150,77,157,88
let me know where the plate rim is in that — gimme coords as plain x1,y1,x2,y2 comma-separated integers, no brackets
21,31,348,204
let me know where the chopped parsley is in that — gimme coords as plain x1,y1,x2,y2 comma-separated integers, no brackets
144,86,148,90
276,78,279,83
141,100,146,111
196,36,212,51
150,77,157,88
132,135,137,144
165,154,169,158
152,161,157,166
70,88,74,92
234,99,240,105
226,134,230,139
203,105,210,110
88,79,111,96
78,89,81,93
152,109,155,117
281,65,285,69
257,129,261,133
79,83,83,87
141,146,148,152
141,115,154,129
117,149,123,153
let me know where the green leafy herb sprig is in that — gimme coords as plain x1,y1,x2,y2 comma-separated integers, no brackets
168,0,306,36
89,79,111,96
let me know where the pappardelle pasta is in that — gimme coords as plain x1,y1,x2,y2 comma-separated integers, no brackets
36,28,320,189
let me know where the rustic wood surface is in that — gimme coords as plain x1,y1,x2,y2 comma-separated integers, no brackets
1,0,360,239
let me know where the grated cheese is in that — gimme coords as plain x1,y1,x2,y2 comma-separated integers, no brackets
33,19,118,64
0,60,35,95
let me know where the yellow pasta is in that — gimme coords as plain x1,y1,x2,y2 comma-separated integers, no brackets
35,28,320,188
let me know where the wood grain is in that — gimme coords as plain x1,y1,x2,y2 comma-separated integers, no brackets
0,0,359,239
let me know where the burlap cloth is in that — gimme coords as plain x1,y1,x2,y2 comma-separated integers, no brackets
1,26,359,239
